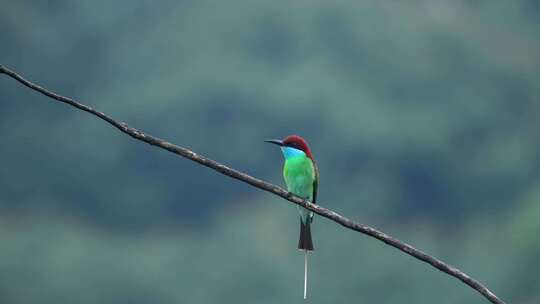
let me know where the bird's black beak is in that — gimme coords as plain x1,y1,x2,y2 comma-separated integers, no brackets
264,139,284,146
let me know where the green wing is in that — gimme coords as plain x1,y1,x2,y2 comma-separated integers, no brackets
312,160,319,205
310,160,319,223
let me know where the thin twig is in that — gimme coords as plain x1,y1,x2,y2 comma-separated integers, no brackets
0,64,505,304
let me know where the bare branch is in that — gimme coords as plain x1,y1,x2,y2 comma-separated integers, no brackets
0,64,505,304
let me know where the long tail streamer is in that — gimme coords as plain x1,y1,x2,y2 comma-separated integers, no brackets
304,250,308,299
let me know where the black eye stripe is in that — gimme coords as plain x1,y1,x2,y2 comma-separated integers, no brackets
288,142,301,150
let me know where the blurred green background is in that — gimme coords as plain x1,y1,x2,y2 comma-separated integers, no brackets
1,1,539,303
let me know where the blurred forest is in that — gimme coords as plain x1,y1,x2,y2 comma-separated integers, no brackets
1,1,540,303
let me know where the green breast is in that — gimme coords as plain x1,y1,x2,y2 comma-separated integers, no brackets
283,156,315,199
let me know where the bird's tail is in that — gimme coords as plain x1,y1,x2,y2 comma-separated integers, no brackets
298,219,314,251
303,249,308,299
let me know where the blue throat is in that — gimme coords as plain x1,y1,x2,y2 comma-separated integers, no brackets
281,147,306,159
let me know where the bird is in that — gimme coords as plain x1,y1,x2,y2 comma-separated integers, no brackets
265,135,319,299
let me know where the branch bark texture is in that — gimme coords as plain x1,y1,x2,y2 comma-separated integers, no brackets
0,64,505,304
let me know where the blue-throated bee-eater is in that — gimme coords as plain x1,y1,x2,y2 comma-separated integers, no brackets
265,135,319,299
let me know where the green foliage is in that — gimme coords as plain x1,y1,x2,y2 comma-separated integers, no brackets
1,1,539,303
